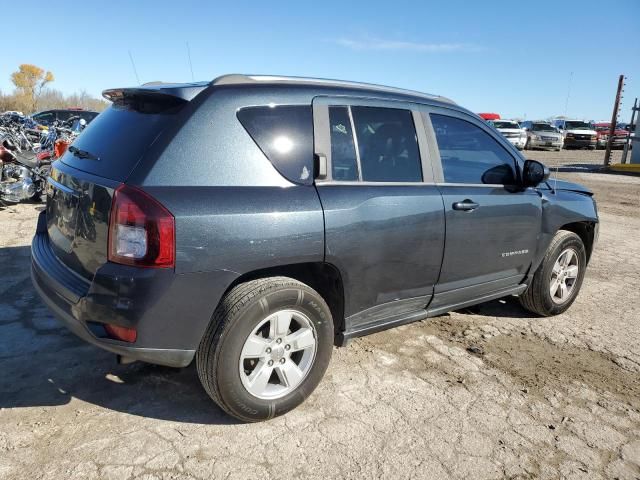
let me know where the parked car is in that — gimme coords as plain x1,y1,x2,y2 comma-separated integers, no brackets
32,75,599,421
488,119,527,150
552,119,597,149
594,122,628,149
31,108,99,127
521,121,563,151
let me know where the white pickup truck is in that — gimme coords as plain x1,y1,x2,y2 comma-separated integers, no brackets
488,120,527,150
552,119,597,150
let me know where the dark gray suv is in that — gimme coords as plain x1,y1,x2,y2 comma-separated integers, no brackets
32,75,598,421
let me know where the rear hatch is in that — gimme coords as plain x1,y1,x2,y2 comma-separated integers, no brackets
46,82,208,280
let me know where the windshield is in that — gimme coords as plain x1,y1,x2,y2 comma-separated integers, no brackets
493,121,520,129
565,121,592,130
532,123,556,132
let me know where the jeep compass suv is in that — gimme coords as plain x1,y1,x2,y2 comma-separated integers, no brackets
32,75,599,421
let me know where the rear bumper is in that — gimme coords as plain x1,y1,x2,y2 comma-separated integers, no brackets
31,212,236,367
31,261,194,367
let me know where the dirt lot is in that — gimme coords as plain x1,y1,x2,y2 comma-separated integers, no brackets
1,150,639,480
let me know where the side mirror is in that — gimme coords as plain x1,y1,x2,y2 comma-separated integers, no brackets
522,159,550,187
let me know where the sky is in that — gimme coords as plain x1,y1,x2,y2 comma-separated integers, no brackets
1,0,639,122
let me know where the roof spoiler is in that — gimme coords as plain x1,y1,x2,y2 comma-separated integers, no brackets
102,81,210,103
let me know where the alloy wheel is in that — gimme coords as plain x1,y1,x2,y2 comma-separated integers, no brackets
550,248,579,304
239,309,317,399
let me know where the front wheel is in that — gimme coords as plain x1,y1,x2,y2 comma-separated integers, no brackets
196,277,334,422
519,230,587,316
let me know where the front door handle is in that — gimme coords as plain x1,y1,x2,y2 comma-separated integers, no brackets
452,199,479,211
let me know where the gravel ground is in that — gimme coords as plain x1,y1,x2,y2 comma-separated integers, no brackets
0,150,639,480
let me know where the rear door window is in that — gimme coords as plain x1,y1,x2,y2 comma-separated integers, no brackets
329,106,358,181
351,106,422,182
237,105,314,185
430,114,517,185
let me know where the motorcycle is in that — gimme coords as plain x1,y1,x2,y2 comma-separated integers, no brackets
0,137,51,202
0,116,85,203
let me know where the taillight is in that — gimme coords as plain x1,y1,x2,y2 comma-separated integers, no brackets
104,324,137,343
108,184,175,268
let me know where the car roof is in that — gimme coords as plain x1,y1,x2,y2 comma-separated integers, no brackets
210,74,456,105
106,74,456,106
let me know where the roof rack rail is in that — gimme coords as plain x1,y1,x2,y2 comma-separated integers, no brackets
211,74,455,104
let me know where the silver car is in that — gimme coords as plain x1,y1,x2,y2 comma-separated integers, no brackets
522,121,563,151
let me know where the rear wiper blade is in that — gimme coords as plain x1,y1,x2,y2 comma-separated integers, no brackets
68,145,99,161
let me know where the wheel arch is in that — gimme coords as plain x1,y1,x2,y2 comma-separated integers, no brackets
217,262,346,345
559,221,597,263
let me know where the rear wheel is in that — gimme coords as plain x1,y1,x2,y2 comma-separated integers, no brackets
520,230,587,316
196,277,333,422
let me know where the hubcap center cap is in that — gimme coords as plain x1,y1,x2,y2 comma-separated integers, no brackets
270,345,285,362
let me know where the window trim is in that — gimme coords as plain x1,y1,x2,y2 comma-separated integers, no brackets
347,106,363,181
420,105,524,187
312,95,435,185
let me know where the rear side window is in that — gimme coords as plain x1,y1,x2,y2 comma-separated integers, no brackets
329,106,358,181
430,114,517,185
351,107,422,182
237,105,314,185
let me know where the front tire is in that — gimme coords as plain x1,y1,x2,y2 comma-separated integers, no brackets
196,277,334,422
520,231,587,316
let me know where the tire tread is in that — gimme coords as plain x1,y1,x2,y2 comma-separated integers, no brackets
520,230,583,316
196,276,322,422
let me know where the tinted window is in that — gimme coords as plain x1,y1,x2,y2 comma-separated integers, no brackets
78,111,99,123
60,101,183,181
329,106,358,180
430,114,516,185
351,107,422,182
57,111,74,121
237,105,313,185
33,112,55,125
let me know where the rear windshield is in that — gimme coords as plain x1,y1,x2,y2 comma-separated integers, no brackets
493,121,520,129
237,105,314,185
61,101,182,181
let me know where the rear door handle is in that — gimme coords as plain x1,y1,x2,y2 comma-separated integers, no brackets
452,199,479,211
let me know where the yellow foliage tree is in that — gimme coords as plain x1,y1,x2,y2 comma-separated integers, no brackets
10,64,54,113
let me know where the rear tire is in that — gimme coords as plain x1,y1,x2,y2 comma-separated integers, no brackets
196,277,334,422
520,231,587,316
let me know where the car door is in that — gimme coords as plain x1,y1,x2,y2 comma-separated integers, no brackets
312,97,445,335
423,108,542,312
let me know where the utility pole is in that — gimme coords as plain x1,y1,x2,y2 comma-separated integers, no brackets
621,98,637,164
604,75,625,166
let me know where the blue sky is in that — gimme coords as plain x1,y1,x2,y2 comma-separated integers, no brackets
2,0,638,121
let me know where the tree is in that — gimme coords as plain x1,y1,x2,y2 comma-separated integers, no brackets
10,64,54,113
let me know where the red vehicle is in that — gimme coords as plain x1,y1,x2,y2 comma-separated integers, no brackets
594,122,628,149
478,112,501,121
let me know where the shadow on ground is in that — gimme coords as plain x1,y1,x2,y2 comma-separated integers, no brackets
0,245,239,425
0,244,540,426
